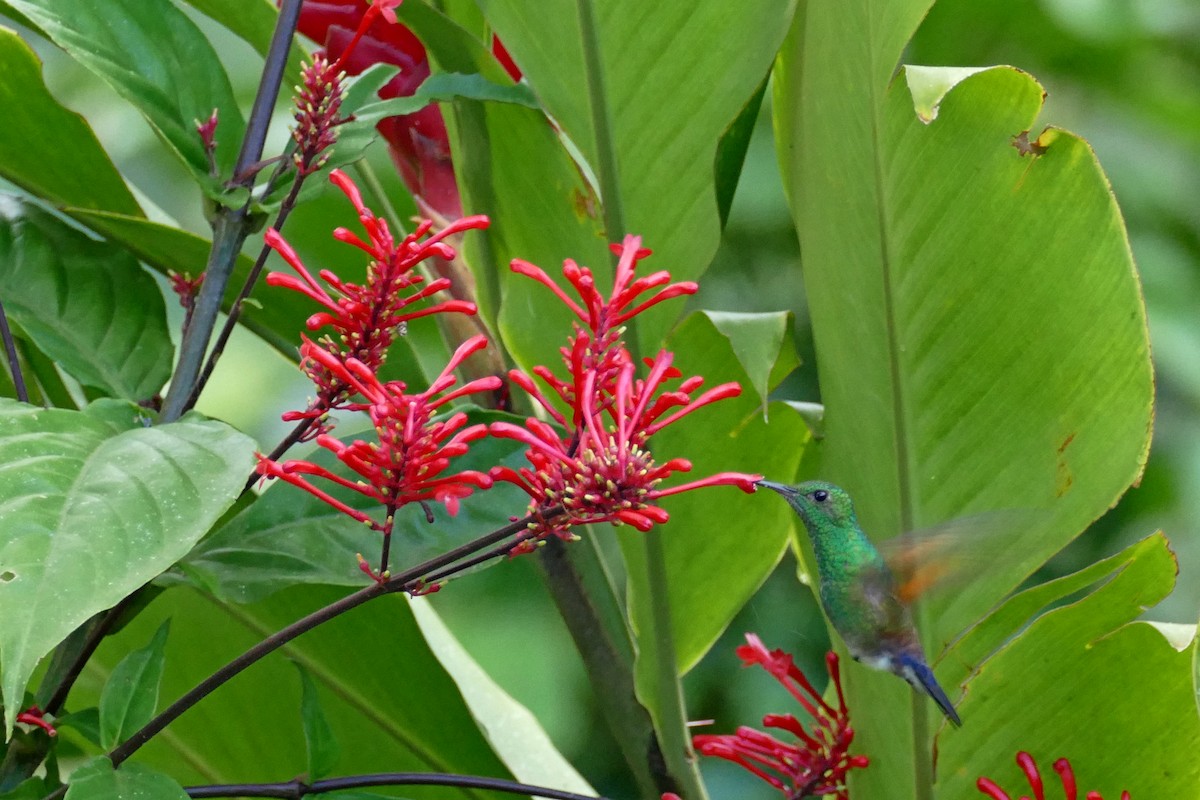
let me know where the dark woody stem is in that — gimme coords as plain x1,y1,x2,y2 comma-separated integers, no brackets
160,0,303,422
187,171,306,410
39,509,564,800
184,772,610,800
242,417,317,494
417,528,540,585
0,300,28,403
379,500,398,576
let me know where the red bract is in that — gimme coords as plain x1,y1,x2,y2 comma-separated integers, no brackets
977,752,1131,800
491,236,759,544
256,335,499,525
264,169,487,429
693,635,868,800
296,0,517,217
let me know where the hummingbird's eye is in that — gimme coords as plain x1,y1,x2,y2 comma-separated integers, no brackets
812,489,829,503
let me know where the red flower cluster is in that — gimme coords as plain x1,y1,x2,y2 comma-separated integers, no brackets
295,0,519,217
977,752,1130,800
693,634,867,800
257,335,498,523
256,168,493,576
264,168,487,432
489,236,760,545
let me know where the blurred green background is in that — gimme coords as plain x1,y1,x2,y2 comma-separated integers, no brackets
14,0,1198,796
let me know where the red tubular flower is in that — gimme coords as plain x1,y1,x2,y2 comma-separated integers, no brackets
693,634,868,799
16,706,55,738
491,236,758,544
492,351,756,535
257,335,500,523
264,169,487,428
977,752,1131,800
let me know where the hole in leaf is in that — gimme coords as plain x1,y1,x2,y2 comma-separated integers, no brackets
0,571,15,582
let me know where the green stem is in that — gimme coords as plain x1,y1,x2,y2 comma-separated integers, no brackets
575,0,641,357
574,2,702,793
0,300,27,403
161,210,251,422
184,772,609,799
535,538,671,799
642,530,707,800
576,0,623,240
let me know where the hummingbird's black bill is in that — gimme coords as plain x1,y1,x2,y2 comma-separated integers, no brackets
754,479,794,495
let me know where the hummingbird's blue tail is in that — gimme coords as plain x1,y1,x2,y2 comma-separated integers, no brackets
898,654,962,727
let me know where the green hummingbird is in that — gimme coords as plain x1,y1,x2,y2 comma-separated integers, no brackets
756,478,962,726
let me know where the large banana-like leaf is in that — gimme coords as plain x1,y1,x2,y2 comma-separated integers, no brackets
775,10,1153,797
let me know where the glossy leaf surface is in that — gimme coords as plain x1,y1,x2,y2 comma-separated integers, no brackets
776,13,1154,793
0,200,173,400
0,400,255,734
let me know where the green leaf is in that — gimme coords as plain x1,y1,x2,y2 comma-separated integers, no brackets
177,410,531,603
67,209,299,356
98,621,170,750
0,777,51,800
477,0,798,349
295,663,340,781
0,399,256,735
622,311,809,681
702,310,798,410
409,597,593,794
775,11,1153,789
6,0,246,181
55,708,101,748
0,199,173,401
0,30,141,216
354,73,539,126
63,758,188,800
182,0,306,81
394,1,609,351
939,534,1200,797
74,585,514,793
714,78,768,228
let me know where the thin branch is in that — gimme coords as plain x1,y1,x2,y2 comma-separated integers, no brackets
160,0,303,422
418,528,538,585
104,581,394,772
242,418,317,494
234,0,301,184
189,172,306,409
184,772,611,800
0,299,28,402
39,509,566,800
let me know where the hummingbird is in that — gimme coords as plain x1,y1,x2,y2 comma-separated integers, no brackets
756,478,962,726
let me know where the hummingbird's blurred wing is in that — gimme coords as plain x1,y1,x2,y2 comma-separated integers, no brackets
877,509,1032,605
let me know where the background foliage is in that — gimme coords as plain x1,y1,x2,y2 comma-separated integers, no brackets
0,0,1196,798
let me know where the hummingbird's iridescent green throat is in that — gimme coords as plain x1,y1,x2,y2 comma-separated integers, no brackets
756,478,962,726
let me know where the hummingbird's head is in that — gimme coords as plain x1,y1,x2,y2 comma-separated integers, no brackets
755,479,858,529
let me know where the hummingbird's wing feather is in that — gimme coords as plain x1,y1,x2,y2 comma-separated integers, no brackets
877,509,1033,605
